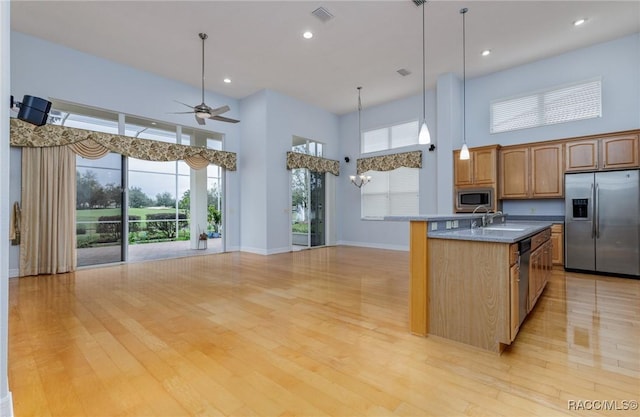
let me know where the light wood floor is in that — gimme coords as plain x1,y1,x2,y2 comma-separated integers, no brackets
8,246,640,417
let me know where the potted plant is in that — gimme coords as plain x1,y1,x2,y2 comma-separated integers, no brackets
208,206,222,238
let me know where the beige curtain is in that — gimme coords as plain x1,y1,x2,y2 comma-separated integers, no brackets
10,118,237,171
20,146,77,276
286,151,340,176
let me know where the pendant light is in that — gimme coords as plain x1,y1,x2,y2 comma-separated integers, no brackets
459,8,470,160
418,0,431,145
350,87,371,188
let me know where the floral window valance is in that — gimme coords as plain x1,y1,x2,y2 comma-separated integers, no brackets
286,151,339,176
356,150,422,174
10,118,237,171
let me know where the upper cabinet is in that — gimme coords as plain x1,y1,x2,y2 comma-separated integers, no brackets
499,143,563,199
453,145,499,187
566,133,639,172
499,147,529,199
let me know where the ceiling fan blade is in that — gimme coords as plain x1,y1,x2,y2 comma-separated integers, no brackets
211,115,240,124
174,100,195,109
209,105,230,117
195,114,206,125
168,111,196,114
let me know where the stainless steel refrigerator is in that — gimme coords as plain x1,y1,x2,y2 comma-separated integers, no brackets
565,169,640,277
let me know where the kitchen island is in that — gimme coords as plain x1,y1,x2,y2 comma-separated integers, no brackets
387,215,552,352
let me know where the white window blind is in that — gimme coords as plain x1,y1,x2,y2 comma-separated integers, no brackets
361,167,419,219
490,78,601,134
362,120,419,154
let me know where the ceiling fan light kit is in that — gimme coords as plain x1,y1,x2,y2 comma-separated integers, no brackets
171,32,240,125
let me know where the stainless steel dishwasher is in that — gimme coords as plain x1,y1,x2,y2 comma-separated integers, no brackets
518,237,531,327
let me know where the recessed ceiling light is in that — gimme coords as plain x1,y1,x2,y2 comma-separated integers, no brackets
481,49,491,57
573,18,586,26
223,78,231,84
303,31,313,39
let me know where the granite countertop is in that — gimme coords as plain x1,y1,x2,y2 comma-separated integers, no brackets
428,220,553,243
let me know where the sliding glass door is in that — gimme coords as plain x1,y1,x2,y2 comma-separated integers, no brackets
76,153,124,266
291,137,325,249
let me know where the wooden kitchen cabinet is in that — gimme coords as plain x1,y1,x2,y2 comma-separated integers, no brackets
551,223,564,267
565,133,639,172
529,231,552,312
500,143,564,199
530,143,564,197
454,145,499,187
499,147,529,198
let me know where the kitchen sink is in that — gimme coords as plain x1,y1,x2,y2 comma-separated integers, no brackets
482,226,526,231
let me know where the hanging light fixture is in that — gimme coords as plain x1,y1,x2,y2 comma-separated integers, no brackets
350,86,371,188
418,0,431,145
459,7,470,161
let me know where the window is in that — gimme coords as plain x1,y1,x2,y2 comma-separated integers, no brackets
361,167,419,219
490,78,602,134
362,120,418,153
47,99,226,264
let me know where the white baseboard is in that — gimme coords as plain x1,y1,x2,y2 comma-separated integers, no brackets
336,240,409,252
0,391,13,417
266,246,292,255
8,269,18,278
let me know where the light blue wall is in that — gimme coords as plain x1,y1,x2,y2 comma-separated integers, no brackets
238,90,269,253
9,30,640,257
337,91,437,250
466,33,640,147
10,31,242,263
263,90,340,254
337,33,639,247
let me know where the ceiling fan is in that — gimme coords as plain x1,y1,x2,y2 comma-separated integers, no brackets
172,33,239,125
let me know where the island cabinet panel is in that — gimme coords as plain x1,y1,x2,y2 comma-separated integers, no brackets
429,239,511,352
509,245,520,342
409,221,429,336
528,232,552,312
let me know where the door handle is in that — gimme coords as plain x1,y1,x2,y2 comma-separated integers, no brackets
595,183,600,239
590,183,596,239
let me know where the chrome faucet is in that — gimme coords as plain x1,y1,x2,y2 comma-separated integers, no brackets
486,210,503,225
471,205,490,228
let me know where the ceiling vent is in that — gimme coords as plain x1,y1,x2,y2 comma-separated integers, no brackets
412,0,426,6
312,7,334,22
397,68,411,77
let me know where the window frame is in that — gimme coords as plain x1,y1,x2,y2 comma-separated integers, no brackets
361,119,420,154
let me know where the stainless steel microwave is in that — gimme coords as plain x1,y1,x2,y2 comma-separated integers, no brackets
455,188,495,212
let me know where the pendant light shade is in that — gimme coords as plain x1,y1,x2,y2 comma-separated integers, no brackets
460,143,470,160
459,7,470,161
418,121,431,144
419,1,431,145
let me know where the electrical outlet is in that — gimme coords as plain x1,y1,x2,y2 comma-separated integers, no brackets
530,207,536,214
452,220,459,228
431,222,438,231
446,221,452,229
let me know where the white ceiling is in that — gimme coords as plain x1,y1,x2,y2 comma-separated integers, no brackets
10,0,640,115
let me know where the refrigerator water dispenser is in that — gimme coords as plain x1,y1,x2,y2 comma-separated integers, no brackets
572,199,589,219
